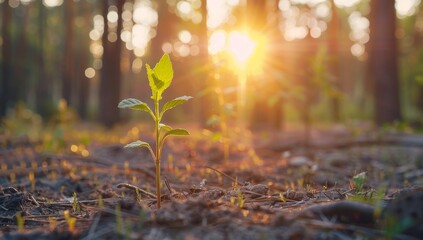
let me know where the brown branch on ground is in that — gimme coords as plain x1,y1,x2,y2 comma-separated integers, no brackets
116,183,156,199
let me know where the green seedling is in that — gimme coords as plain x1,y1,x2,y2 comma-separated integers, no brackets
352,172,366,192
72,192,81,214
98,194,104,208
118,53,192,209
63,210,76,233
16,212,24,231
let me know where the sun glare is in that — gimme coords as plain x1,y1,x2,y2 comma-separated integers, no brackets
228,31,256,64
209,29,266,73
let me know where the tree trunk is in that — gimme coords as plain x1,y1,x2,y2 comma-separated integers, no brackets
77,0,91,120
369,0,401,125
99,0,124,127
62,0,75,106
148,1,178,63
298,34,317,146
197,0,211,125
35,0,51,118
1,0,12,117
14,4,29,103
248,0,268,129
328,0,341,122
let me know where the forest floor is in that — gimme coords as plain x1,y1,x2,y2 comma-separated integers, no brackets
1,123,423,240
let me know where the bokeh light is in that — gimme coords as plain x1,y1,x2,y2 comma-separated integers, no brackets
84,68,96,79
43,0,63,7
396,0,421,18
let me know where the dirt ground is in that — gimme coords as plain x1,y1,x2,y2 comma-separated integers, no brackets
1,125,423,240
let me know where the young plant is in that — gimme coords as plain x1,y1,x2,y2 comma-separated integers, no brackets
118,53,192,209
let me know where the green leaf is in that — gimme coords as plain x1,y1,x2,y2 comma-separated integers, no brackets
161,128,189,144
160,96,192,118
159,123,172,132
124,140,155,159
146,64,161,100
118,98,155,119
153,53,173,91
124,140,151,149
146,54,174,100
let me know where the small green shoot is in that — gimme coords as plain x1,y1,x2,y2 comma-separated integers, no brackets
118,53,192,209
352,172,366,192
279,193,286,202
237,191,245,208
72,192,81,214
230,191,245,208
63,210,76,233
98,194,104,208
16,212,24,231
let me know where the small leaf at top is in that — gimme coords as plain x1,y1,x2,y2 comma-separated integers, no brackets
160,96,192,118
118,98,155,119
153,53,173,91
124,140,151,149
146,64,162,100
146,54,174,100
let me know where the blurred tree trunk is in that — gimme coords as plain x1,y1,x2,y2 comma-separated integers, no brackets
412,4,423,119
1,0,12,117
76,0,91,120
198,0,211,125
62,0,75,106
14,5,29,103
36,0,51,118
369,0,401,125
248,0,282,129
268,0,285,129
298,34,316,145
149,1,178,63
99,0,124,127
328,0,341,122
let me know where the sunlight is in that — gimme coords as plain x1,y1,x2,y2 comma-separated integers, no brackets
177,1,192,15
207,0,240,29
333,0,361,8
84,68,96,79
209,29,265,73
208,30,227,55
228,31,256,65
396,0,421,18
178,30,192,44
43,0,63,7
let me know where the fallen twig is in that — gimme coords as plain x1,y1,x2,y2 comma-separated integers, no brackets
116,183,157,199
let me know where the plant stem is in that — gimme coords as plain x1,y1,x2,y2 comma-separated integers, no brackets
154,99,161,209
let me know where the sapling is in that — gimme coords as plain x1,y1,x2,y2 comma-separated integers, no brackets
118,53,192,209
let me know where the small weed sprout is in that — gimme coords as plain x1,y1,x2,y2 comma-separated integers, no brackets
16,212,24,231
72,192,81,214
97,194,104,208
118,53,192,209
279,193,286,202
352,172,366,192
63,210,76,233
